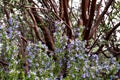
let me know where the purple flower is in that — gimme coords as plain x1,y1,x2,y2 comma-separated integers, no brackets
75,32,80,38
55,48,61,53
82,73,86,78
0,25,4,29
67,42,74,49
8,18,13,25
26,46,31,51
59,60,62,67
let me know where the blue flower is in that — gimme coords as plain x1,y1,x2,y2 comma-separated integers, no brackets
8,18,13,25
55,48,61,53
82,73,87,78
0,25,4,29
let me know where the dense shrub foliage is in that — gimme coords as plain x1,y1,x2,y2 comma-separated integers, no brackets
0,0,120,80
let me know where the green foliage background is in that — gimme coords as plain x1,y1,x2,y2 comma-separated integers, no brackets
0,0,120,80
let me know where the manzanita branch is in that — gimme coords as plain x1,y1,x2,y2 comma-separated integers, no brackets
49,0,58,14
95,22,120,54
20,29,29,75
27,8,45,43
28,0,55,51
89,0,115,39
96,0,103,19
0,60,8,66
83,0,97,40
63,0,74,39
105,22,120,40
59,0,64,19
81,0,90,26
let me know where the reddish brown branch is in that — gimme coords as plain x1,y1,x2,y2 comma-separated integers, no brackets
89,0,115,39
20,35,27,43
59,0,74,39
27,9,45,44
88,32,102,53
64,0,72,38
59,0,64,19
83,0,97,40
0,60,8,66
96,0,103,19
42,0,50,9
2,5,10,19
49,0,58,14
20,31,29,75
81,0,90,26
28,0,55,51
105,22,120,40
96,22,120,54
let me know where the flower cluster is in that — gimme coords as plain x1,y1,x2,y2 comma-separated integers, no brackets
0,17,119,80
